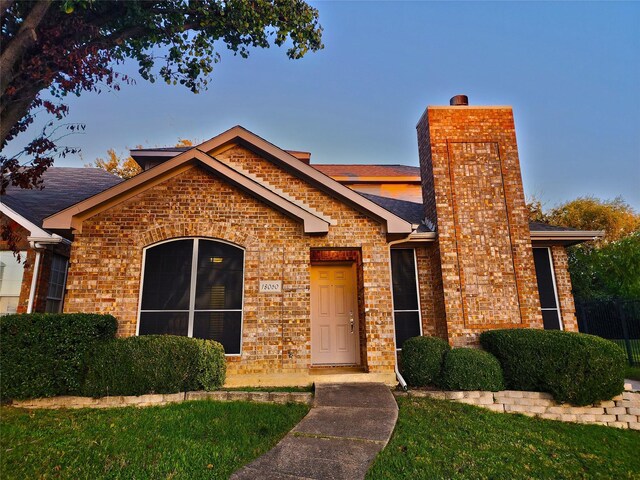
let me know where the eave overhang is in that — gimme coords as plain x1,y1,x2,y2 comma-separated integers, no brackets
1,204,70,246
389,231,438,247
530,230,605,247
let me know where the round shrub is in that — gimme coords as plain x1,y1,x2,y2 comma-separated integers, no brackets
480,329,625,406
438,348,504,391
82,335,226,397
401,336,450,387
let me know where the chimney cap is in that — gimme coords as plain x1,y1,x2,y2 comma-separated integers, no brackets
450,95,469,106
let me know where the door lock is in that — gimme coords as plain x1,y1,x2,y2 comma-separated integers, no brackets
349,310,354,333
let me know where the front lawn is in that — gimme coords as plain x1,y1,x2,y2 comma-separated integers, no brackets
367,397,640,479
1,400,308,479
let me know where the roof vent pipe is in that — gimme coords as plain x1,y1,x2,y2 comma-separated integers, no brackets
450,95,469,106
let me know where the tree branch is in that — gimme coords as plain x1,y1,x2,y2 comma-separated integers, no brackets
0,0,52,95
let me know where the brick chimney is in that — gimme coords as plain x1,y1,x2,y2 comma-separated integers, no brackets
417,96,542,346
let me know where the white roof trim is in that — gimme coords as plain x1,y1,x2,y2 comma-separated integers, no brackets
1,203,51,238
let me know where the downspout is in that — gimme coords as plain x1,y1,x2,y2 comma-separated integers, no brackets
26,246,43,313
388,236,412,391
25,236,70,313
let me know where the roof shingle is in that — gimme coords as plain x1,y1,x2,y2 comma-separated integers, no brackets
313,164,421,179
2,167,122,229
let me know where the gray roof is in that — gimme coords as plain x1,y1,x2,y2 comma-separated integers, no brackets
528,221,578,232
2,167,122,229
2,166,579,238
360,193,426,226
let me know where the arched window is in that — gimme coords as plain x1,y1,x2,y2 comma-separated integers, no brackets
138,238,244,355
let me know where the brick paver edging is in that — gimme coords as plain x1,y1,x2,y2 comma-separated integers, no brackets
394,389,640,430
9,390,313,410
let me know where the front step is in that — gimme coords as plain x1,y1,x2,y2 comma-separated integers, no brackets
312,371,396,385
223,370,397,388
308,365,365,375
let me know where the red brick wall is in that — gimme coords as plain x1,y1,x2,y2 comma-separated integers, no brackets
415,245,448,340
417,106,543,346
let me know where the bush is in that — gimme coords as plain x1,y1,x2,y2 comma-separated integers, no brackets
82,335,226,397
0,313,117,400
401,336,450,387
439,348,504,391
480,329,625,406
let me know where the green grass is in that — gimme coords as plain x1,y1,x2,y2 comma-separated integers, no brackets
367,397,640,479
0,400,308,479
625,365,640,381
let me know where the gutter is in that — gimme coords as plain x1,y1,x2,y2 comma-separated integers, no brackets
529,230,605,242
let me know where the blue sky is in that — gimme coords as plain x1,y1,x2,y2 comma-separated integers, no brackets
8,1,640,210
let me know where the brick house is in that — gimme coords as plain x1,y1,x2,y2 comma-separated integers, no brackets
1,97,603,386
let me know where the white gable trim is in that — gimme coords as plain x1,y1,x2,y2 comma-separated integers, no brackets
1,204,51,238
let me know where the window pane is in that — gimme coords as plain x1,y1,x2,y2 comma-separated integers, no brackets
141,240,193,310
394,311,421,349
194,311,241,354
47,254,68,300
45,299,61,314
391,249,419,311
533,248,558,309
542,310,561,330
139,312,189,336
0,251,26,315
195,241,244,310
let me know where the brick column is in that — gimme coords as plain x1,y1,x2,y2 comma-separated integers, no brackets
417,103,543,346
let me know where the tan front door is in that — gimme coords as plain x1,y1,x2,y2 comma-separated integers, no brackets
310,265,359,365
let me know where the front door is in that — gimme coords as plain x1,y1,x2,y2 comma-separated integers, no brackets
310,264,359,365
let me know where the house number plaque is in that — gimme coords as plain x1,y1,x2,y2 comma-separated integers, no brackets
259,280,282,293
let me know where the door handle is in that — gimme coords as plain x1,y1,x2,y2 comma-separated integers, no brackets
349,310,354,333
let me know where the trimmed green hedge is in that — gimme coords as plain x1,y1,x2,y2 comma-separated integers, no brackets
480,329,625,406
0,313,117,400
401,336,451,387
439,348,504,391
82,335,226,397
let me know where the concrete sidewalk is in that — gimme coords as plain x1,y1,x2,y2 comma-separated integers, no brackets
231,383,398,480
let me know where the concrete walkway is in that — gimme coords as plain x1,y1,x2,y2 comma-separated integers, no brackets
231,383,398,480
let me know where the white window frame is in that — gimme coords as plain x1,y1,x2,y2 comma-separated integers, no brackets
0,250,27,316
390,248,423,351
45,254,68,313
136,237,245,356
534,247,563,331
